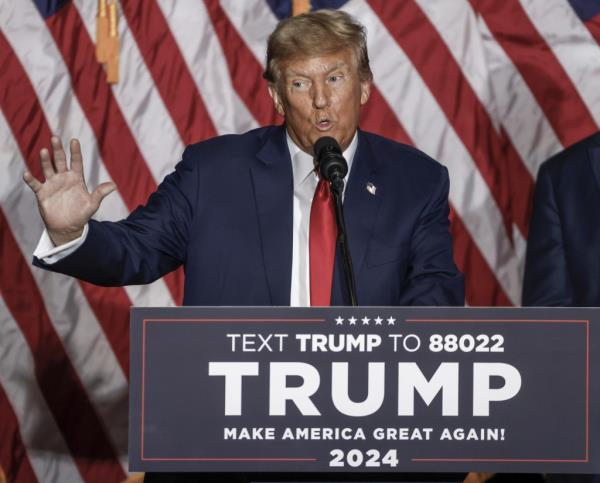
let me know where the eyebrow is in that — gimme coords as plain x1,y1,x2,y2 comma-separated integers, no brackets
285,62,349,78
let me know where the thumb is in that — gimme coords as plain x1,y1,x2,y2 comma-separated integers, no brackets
91,182,116,207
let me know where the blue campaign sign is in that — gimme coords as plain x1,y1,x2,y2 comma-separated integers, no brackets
129,306,599,474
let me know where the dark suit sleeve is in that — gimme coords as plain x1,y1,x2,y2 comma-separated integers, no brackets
33,146,199,286
522,162,573,306
398,165,464,306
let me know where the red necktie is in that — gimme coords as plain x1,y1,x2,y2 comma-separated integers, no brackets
309,178,337,306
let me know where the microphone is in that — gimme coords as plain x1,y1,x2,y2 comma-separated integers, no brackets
314,136,348,196
313,136,358,306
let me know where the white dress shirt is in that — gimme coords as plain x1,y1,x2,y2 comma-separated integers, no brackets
34,131,358,306
287,132,356,306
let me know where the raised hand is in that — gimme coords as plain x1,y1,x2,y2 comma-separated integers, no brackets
23,136,116,246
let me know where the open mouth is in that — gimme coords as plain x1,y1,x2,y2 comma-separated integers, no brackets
316,118,332,130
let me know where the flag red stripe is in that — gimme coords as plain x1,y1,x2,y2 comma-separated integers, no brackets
80,282,131,378
45,3,183,304
0,29,131,377
0,383,38,483
0,209,126,483
120,0,218,144
471,0,599,148
369,0,532,237
450,211,513,306
585,14,600,46
204,0,279,126
501,128,535,237
360,86,412,145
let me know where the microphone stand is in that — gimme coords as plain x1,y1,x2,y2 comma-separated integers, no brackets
330,176,358,306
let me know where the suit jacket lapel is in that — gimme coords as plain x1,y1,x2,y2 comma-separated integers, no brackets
331,130,382,305
251,126,293,306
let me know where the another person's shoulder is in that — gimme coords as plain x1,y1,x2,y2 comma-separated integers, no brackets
539,131,600,182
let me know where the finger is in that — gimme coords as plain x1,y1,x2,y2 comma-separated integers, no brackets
91,182,116,207
51,136,68,173
23,171,43,193
69,138,84,175
40,147,55,180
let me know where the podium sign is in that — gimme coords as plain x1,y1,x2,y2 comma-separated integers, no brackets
129,307,599,474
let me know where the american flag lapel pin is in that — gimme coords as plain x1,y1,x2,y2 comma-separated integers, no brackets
366,182,376,195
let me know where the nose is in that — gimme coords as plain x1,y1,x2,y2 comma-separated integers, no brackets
312,82,330,109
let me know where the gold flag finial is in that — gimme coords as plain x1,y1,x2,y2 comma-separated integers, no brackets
105,0,120,84
292,0,310,16
95,0,109,62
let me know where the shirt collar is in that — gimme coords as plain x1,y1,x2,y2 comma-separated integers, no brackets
286,130,358,185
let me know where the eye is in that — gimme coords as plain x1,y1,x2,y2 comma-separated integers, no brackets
328,74,343,83
291,80,308,89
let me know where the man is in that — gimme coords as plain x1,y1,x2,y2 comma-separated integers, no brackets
523,131,600,307
25,9,464,482
523,132,600,483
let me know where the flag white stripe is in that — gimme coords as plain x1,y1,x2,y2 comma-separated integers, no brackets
220,0,278,68
415,0,501,133
0,294,85,483
520,0,600,128
343,0,522,304
474,13,565,176
156,0,259,135
73,0,186,183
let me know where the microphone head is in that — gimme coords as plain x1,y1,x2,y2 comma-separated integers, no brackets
314,136,348,182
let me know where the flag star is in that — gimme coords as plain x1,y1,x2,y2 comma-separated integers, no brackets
387,317,396,325
374,316,383,325
348,317,357,325
335,316,344,325
361,316,370,325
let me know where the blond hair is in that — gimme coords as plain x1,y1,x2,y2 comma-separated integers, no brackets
263,9,373,84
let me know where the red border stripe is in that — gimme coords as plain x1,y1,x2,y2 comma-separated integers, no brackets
471,0,599,148
120,0,218,145
45,3,183,304
368,0,534,237
0,383,38,483
204,0,279,126
0,209,126,482
0,30,132,377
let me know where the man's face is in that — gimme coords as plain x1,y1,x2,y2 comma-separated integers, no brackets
268,48,371,155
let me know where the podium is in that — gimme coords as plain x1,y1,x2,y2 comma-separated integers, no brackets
129,306,599,477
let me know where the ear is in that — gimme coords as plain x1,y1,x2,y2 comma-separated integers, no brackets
360,80,371,105
268,84,285,117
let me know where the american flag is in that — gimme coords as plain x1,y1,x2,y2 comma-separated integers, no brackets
1,0,599,481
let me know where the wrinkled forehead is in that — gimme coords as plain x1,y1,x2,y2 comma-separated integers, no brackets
278,49,358,79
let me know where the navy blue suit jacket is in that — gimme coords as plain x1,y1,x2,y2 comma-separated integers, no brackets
523,132,600,306
34,125,463,307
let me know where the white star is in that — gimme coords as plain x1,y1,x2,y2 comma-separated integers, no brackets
361,316,370,325
335,316,344,325
387,317,396,325
348,317,357,325
374,316,383,325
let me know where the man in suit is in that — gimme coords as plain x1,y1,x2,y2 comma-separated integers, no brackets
25,9,464,482
523,131,600,307
523,131,600,483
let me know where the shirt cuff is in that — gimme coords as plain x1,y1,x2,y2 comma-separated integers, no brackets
33,224,89,264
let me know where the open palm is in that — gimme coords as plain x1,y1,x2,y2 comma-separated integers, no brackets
23,137,115,246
